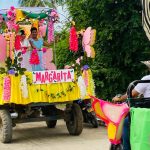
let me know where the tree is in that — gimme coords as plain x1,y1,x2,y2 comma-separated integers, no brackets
18,0,66,8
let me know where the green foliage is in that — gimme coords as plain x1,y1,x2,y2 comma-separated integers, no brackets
0,52,26,76
55,29,73,68
65,0,150,99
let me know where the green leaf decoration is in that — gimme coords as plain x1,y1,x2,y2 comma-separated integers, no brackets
18,57,23,62
17,52,22,57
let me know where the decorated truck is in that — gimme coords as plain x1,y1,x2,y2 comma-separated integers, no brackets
0,7,96,143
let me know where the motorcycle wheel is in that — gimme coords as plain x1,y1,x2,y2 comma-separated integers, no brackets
110,144,123,150
89,113,99,128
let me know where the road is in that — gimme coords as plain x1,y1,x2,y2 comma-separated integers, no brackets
0,121,110,150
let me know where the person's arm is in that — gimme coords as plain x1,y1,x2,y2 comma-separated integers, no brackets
29,39,37,49
26,39,31,50
43,41,51,47
112,89,140,102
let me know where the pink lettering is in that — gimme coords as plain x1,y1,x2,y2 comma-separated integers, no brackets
45,71,49,81
41,74,45,83
36,72,41,81
49,74,53,82
53,71,56,81
63,72,67,81
67,71,72,79
57,73,61,81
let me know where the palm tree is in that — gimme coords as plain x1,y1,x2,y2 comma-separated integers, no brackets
19,0,66,9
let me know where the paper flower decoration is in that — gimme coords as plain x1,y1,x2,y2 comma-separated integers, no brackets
6,6,17,31
82,27,96,58
50,9,59,23
0,35,7,62
69,26,78,52
21,47,27,54
42,48,56,70
14,35,21,50
3,76,11,102
20,75,28,99
47,9,59,44
29,49,40,65
77,76,87,99
0,15,4,23
82,65,90,70
42,47,47,53
8,69,15,75
48,20,54,43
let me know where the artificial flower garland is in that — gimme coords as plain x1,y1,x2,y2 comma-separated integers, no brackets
82,68,95,96
47,10,59,43
29,49,40,65
20,75,28,99
77,76,87,99
48,20,54,43
3,76,11,102
6,6,19,31
69,26,78,52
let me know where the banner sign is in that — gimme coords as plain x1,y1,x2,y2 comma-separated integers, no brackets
32,69,74,84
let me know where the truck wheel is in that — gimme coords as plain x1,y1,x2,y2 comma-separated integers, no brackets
66,103,83,135
0,109,12,143
46,120,57,128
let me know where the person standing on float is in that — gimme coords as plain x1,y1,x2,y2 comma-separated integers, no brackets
29,27,44,71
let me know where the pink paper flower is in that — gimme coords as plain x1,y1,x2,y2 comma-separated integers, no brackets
69,26,78,52
29,49,40,65
3,77,11,102
10,6,15,11
42,47,47,53
7,11,13,17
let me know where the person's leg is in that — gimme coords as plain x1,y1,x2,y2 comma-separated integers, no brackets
122,116,131,150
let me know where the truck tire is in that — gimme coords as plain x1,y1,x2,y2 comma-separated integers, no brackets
0,109,12,143
46,120,57,128
66,103,83,135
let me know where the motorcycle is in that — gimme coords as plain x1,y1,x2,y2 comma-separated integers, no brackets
78,99,99,128
91,95,128,150
90,80,150,150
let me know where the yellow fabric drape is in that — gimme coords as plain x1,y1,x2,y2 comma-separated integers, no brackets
0,72,81,105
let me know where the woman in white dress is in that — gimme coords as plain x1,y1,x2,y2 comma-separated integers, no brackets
20,30,32,71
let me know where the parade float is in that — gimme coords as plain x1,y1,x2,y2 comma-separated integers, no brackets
0,6,96,143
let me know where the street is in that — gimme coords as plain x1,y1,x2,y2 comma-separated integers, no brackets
0,121,109,150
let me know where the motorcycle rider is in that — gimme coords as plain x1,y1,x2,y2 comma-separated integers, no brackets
113,61,150,150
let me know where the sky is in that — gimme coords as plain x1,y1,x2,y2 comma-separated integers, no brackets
0,0,19,9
